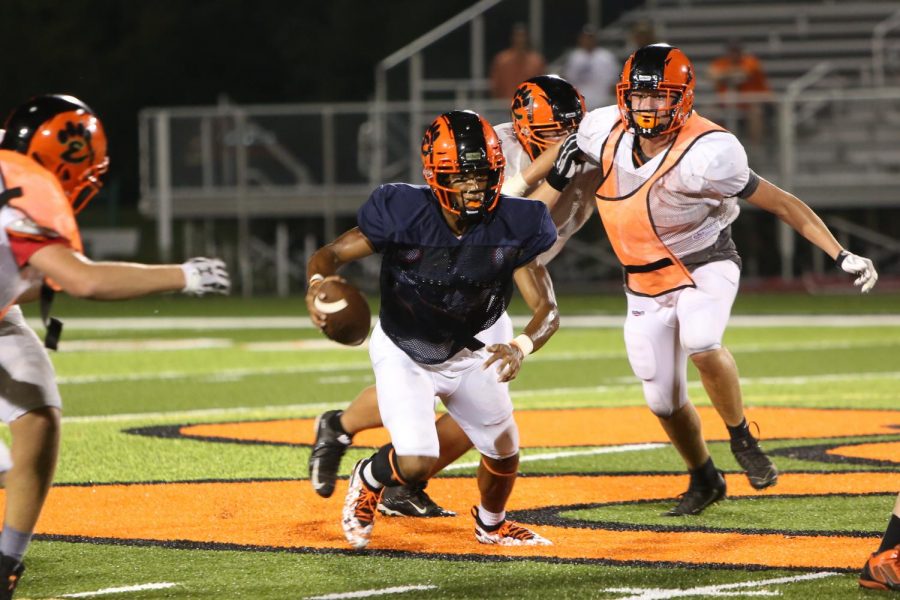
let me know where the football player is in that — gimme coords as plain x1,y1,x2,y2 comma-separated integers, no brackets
535,43,878,516
307,76,596,518
859,492,900,591
306,110,558,548
0,95,230,598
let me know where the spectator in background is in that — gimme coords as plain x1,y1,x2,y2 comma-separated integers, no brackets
627,20,658,53
563,24,619,109
708,39,771,153
489,23,546,100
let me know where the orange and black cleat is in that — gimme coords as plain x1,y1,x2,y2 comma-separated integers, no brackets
859,544,900,592
471,506,551,546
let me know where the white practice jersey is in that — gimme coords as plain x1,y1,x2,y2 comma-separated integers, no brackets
576,106,749,259
495,122,602,263
0,205,47,311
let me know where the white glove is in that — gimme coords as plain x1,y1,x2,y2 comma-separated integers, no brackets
181,258,231,296
546,133,581,192
836,250,878,293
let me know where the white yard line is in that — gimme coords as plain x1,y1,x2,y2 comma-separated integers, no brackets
62,401,347,424
443,443,667,471
61,582,178,598
26,314,900,332
603,571,838,600
304,585,438,600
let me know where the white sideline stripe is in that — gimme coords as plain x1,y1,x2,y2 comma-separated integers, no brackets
25,314,900,332
443,443,667,471
603,571,838,600
304,585,438,600
61,582,178,598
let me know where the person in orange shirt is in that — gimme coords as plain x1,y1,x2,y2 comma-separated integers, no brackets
489,23,547,100
708,39,771,151
0,95,231,599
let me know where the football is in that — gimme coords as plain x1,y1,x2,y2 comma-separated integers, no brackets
314,279,372,346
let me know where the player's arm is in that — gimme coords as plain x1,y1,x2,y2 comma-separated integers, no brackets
483,258,560,383
26,244,230,299
745,177,878,292
305,227,376,327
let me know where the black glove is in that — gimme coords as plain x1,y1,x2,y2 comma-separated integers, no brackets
546,134,582,192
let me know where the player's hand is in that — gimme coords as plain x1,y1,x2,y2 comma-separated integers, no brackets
836,251,878,293
546,133,582,192
181,258,231,296
305,275,345,329
483,343,525,383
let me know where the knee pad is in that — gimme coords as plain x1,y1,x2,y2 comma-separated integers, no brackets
624,331,656,381
642,380,688,419
682,331,721,356
470,414,519,460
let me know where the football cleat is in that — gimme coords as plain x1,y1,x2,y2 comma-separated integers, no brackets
309,410,352,498
342,459,382,549
663,471,727,517
859,544,900,591
377,482,456,518
471,506,551,546
0,554,23,600
731,432,779,490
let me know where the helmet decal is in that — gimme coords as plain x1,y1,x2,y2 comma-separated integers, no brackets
1,95,109,214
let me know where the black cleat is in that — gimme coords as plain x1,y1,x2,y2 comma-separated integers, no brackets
663,471,727,517
0,554,23,600
309,410,352,498
731,433,778,490
377,482,456,518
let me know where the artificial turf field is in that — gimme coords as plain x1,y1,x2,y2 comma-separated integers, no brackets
7,292,900,599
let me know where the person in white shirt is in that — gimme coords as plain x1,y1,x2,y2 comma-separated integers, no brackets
563,24,620,110
537,44,878,517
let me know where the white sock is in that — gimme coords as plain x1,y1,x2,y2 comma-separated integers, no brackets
477,505,505,528
362,460,383,490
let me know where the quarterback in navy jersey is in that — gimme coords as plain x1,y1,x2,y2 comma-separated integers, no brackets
306,110,559,549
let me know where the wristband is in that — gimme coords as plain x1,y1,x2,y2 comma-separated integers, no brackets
545,168,569,192
510,334,534,356
309,273,325,286
835,250,848,268
500,172,528,197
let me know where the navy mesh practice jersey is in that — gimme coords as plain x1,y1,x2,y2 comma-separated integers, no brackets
358,183,557,364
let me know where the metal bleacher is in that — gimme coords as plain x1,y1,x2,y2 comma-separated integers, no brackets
139,0,900,295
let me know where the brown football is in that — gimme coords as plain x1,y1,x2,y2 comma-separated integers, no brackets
314,280,372,346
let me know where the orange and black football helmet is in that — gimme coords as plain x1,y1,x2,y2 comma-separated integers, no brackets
421,110,505,219
1,94,109,214
511,75,586,160
617,44,695,138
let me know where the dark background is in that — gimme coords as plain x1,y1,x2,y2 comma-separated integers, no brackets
0,0,506,221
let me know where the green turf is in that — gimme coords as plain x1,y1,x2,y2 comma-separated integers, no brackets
19,541,874,599
561,494,895,534
4,300,897,599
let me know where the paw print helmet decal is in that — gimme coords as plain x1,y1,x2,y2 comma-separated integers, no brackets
1,94,109,213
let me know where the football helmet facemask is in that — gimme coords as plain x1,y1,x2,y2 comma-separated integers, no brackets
1,94,109,214
511,75,586,160
617,44,695,138
421,110,505,220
